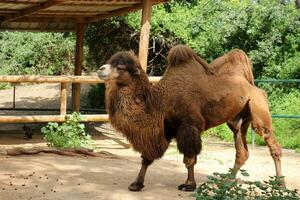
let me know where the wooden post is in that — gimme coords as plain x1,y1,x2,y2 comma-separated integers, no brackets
60,83,67,115
138,0,152,72
72,23,85,112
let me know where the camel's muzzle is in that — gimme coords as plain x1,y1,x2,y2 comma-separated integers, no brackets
97,64,112,80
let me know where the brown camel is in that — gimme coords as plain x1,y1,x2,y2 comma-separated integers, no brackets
97,45,283,192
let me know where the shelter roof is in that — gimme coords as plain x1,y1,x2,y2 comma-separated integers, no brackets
0,0,168,31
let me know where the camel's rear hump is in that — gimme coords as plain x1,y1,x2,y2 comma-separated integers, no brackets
211,49,254,85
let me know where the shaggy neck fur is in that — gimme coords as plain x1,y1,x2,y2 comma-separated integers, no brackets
105,70,170,160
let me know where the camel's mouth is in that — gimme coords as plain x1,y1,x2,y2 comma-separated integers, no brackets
97,64,112,80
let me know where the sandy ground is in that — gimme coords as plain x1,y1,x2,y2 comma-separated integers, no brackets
0,124,300,200
0,83,300,200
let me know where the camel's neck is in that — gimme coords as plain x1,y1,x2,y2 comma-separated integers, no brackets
105,73,169,160
106,73,163,117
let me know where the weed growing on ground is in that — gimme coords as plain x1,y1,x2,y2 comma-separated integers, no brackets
195,169,299,200
41,112,92,149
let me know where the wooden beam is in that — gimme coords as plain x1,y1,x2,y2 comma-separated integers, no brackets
0,75,103,83
10,16,80,23
138,0,152,72
0,1,38,4
72,23,85,112
0,114,109,123
0,75,161,84
60,83,67,115
87,4,143,23
2,0,66,22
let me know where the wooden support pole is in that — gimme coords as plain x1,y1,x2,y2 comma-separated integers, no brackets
138,0,152,72
60,83,67,115
72,23,85,112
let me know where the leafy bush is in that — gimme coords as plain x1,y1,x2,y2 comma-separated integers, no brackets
41,113,92,148
196,169,299,200
0,32,75,75
87,84,106,110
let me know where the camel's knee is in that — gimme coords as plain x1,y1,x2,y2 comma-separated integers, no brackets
254,127,282,159
141,156,153,166
235,150,249,166
270,143,282,160
183,156,197,168
176,124,202,157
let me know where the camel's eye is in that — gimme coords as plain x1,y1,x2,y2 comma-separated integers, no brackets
116,65,126,71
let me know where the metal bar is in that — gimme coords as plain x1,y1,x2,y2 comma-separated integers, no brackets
255,79,300,83
251,129,255,148
271,114,300,119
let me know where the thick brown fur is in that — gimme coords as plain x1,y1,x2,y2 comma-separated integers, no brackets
104,52,169,160
99,45,283,191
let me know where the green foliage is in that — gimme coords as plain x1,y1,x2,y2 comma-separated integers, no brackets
0,32,75,75
87,84,106,110
196,169,299,200
41,113,92,148
125,0,300,79
85,18,139,69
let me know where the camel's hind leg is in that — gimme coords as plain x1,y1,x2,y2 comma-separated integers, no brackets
249,88,283,182
227,117,250,177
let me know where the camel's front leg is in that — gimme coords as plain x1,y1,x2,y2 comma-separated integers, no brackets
128,156,153,191
176,123,202,192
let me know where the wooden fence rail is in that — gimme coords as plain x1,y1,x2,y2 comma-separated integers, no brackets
0,75,161,123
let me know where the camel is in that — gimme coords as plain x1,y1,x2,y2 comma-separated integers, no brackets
97,45,283,192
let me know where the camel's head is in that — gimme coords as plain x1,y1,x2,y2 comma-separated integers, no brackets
97,51,141,85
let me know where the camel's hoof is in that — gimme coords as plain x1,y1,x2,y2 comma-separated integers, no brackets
128,181,144,192
178,184,196,192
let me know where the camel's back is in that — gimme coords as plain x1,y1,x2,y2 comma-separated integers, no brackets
158,62,253,129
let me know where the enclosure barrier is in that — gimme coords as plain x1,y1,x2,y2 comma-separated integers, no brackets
0,75,161,123
250,79,300,146
0,76,298,124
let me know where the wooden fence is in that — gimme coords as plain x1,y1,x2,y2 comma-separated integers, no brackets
0,75,161,123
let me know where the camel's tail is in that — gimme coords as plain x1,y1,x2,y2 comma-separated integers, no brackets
167,45,214,74
211,49,255,85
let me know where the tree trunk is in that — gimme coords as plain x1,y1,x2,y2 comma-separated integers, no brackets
296,0,300,9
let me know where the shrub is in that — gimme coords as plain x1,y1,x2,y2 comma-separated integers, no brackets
195,169,299,200
0,32,75,75
86,84,106,110
41,112,92,148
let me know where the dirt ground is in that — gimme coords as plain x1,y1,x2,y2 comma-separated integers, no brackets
0,123,300,200
0,83,300,200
